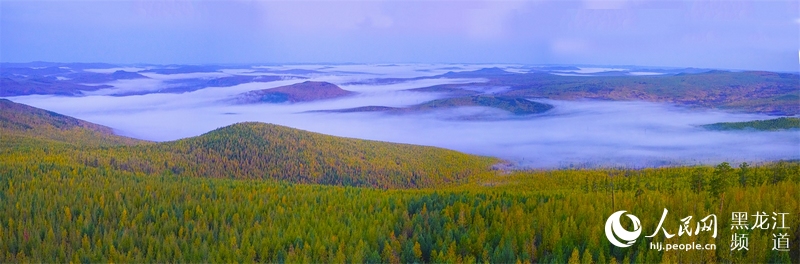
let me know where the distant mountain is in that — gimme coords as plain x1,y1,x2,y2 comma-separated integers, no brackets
251,68,325,75
0,66,148,95
345,67,798,115
634,67,712,75
63,70,149,84
0,66,286,96
317,95,553,116
410,70,800,116
114,75,289,96
346,67,515,85
439,67,516,78
0,99,144,146
140,65,223,74
702,117,800,131
235,81,355,103
0,66,72,76
412,96,553,115
314,105,402,113
527,66,582,71
0,62,121,69
0,76,111,96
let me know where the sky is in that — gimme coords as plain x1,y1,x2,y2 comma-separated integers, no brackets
1,0,798,71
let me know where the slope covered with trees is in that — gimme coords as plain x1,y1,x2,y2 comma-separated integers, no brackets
411,96,553,115
1,100,496,189
235,81,355,103
1,100,798,263
316,96,553,116
0,99,115,133
99,122,498,188
1,148,797,263
0,99,144,147
702,117,800,131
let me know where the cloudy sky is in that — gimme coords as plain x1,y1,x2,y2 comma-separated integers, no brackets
1,0,798,71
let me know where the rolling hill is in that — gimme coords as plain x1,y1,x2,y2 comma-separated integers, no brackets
316,95,553,116
0,63,286,96
60,70,149,84
411,96,553,115
0,65,152,96
0,100,496,189
100,122,498,188
0,77,111,96
0,99,113,132
235,81,355,103
1,99,798,263
0,99,144,147
399,70,800,115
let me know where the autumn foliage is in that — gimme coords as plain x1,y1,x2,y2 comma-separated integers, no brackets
1,100,798,262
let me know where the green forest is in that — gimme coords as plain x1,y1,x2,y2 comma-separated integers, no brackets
702,117,800,131
1,99,799,263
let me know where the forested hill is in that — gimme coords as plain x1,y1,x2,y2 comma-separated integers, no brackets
411,96,553,115
406,70,800,115
0,99,144,147
314,96,554,116
0,98,111,133
1,100,497,189
2,100,799,263
102,122,498,188
702,117,800,131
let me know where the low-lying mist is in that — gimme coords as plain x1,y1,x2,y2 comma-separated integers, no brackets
8,65,798,169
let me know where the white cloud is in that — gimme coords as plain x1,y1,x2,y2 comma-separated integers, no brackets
84,67,148,73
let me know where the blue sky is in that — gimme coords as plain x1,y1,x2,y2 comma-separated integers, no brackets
1,0,797,71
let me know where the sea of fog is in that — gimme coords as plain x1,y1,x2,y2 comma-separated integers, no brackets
8,64,799,168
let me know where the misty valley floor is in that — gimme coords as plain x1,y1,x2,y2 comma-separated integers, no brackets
6,64,798,168
1,64,799,263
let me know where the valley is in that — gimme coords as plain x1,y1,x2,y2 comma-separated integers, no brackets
3,1,798,262
1,99,797,262
4,63,797,168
